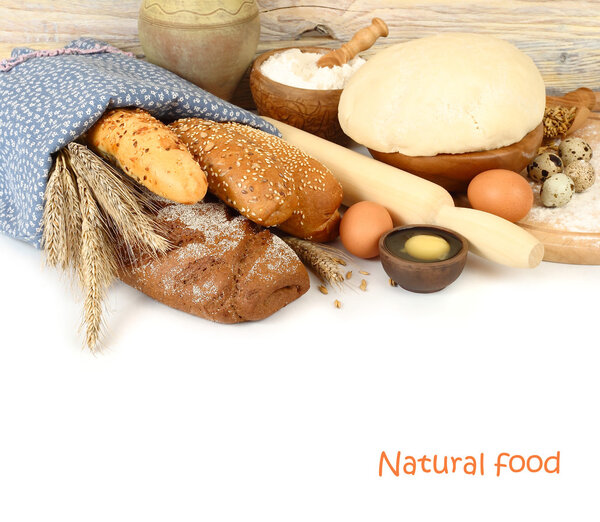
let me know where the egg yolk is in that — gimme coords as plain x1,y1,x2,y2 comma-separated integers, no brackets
404,235,451,261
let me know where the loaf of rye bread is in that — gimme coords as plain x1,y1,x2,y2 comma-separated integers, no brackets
119,198,310,323
85,108,208,204
169,118,343,242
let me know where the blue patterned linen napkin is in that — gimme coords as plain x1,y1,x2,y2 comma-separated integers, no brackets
0,38,279,247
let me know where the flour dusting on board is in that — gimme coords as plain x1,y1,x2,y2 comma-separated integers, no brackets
524,122,600,233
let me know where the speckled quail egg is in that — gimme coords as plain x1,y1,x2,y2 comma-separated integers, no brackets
564,160,595,192
527,151,563,182
540,173,574,208
558,137,593,166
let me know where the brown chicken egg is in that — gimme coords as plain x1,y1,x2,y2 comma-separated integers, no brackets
467,169,533,222
339,201,394,258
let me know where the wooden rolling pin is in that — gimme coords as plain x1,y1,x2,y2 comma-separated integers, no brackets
317,18,389,68
264,117,544,268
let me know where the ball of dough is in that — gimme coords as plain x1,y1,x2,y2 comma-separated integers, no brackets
527,152,563,182
564,160,595,192
540,173,574,208
338,33,546,156
558,137,593,166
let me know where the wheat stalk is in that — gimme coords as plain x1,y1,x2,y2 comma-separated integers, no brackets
77,174,117,350
282,236,346,287
42,142,170,351
57,151,83,268
42,155,69,269
66,143,169,260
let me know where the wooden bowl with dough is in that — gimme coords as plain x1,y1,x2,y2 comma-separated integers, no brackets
249,47,349,145
368,123,543,193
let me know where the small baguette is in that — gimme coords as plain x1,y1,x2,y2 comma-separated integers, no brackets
85,108,208,204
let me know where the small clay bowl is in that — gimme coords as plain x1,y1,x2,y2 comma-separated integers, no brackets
249,47,349,144
379,225,469,293
369,123,543,193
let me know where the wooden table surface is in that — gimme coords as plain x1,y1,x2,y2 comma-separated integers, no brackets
2,0,600,108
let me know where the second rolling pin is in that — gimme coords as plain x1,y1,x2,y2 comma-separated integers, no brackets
264,117,544,268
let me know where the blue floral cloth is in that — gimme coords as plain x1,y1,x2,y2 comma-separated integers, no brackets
0,38,279,247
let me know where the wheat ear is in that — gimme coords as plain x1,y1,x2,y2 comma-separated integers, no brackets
56,151,83,268
42,143,170,350
66,143,169,260
282,236,345,287
42,155,69,269
77,175,117,350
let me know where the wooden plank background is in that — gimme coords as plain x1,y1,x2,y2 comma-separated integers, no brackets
2,0,599,106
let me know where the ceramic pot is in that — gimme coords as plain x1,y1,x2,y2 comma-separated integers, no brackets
138,0,260,101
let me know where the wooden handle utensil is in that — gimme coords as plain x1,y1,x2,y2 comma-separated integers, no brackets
316,18,389,68
546,87,597,111
264,117,544,268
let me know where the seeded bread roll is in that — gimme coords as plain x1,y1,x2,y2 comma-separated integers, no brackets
238,124,342,242
85,108,208,204
170,118,343,242
119,199,310,323
168,118,298,226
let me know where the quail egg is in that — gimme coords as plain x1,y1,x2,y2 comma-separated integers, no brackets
540,173,574,208
564,160,595,192
527,151,563,182
558,137,593,166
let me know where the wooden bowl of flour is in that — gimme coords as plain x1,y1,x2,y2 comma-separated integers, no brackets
250,47,348,144
369,123,544,193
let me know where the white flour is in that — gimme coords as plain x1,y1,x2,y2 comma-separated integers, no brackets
260,48,365,90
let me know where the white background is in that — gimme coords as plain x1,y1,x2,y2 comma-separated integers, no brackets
0,220,598,521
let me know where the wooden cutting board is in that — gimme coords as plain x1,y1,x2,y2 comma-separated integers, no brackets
518,113,600,265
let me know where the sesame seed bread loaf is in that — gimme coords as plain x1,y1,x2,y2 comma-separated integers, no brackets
168,118,298,226
239,124,343,242
119,198,310,323
85,108,208,204
169,118,343,242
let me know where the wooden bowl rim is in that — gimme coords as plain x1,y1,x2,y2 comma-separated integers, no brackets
251,46,344,96
369,123,543,162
